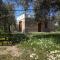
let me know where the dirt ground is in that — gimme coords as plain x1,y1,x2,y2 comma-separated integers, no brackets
0,46,20,57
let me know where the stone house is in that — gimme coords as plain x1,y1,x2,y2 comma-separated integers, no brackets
16,13,59,32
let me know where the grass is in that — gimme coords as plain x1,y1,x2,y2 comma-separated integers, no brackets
17,38,60,60
0,32,60,60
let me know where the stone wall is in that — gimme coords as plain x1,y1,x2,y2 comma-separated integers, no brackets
25,18,38,32
18,18,55,32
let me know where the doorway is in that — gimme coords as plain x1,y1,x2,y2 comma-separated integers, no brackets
38,23,41,32
19,21,22,32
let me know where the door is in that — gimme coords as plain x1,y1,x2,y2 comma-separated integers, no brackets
19,21,22,32
38,23,41,32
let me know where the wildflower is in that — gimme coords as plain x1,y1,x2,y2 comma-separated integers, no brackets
30,53,36,58
33,48,36,51
30,53,38,60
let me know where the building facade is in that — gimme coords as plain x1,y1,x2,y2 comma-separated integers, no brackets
17,13,57,32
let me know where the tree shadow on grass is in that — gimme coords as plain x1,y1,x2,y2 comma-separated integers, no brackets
32,33,60,44
0,33,28,46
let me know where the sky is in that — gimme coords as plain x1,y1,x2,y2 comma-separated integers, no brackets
15,5,34,19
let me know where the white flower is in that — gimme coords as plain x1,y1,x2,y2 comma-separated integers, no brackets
33,48,36,51
30,53,36,58
30,53,38,59
30,54,33,58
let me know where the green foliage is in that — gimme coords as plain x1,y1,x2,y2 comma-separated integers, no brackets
0,0,16,33
55,27,60,31
0,33,27,45
34,0,60,21
0,26,4,34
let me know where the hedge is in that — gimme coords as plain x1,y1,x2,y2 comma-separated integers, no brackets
0,32,60,44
